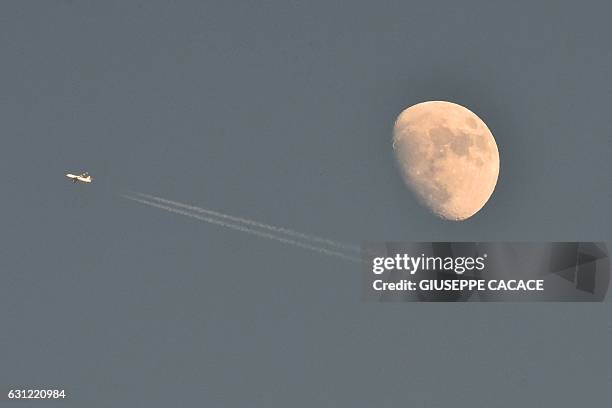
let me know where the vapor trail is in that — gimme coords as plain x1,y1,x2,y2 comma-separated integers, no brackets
122,194,360,263
131,191,360,254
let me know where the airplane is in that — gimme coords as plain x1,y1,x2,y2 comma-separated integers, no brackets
66,171,93,184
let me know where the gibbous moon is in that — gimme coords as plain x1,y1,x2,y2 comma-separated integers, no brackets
393,101,499,221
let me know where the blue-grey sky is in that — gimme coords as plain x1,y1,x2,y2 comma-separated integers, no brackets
1,1,610,406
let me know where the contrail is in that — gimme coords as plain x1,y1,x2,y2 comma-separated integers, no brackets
122,194,360,263
130,191,360,254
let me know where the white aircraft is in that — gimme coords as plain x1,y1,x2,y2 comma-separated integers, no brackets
66,171,93,184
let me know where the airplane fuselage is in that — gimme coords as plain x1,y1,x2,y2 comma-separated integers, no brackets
66,173,92,183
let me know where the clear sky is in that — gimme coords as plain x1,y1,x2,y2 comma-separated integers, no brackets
1,1,610,406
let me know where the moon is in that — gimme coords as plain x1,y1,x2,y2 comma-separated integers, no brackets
393,101,500,221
